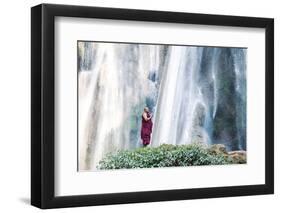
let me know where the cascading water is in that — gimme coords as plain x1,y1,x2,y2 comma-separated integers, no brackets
78,42,168,170
78,42,246,171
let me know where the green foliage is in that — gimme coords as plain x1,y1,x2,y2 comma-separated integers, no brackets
97,143,237,170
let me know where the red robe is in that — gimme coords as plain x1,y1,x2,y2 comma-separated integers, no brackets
141,112,153,145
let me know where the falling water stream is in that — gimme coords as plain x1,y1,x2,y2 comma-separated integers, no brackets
78,42,246,171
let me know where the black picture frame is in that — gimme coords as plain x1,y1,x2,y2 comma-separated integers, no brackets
31,3,274,209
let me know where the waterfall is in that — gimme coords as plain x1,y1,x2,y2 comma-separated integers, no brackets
78,42,247,171
78,43,167,170
232,48,247,150
151,46,188,146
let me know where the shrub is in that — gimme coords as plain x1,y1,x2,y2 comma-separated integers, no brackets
97,143,238,170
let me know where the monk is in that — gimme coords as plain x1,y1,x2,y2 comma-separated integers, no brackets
141,107,153,147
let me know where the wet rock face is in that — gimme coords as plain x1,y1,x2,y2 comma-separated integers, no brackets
190,103,206,143
192,103,206,127
211,48,246,151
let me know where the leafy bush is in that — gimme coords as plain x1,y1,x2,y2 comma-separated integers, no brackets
97,143,239,170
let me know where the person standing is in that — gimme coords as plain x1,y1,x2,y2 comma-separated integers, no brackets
141,107,153,147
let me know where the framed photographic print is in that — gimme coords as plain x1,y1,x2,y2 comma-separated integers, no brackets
31,3,274,209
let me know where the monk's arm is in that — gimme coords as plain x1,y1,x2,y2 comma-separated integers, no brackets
143,113,151,121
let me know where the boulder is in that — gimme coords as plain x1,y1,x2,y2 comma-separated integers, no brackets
208,144,228,155
228,150,247,164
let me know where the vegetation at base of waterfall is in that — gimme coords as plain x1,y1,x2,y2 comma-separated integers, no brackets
97,143,246,170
